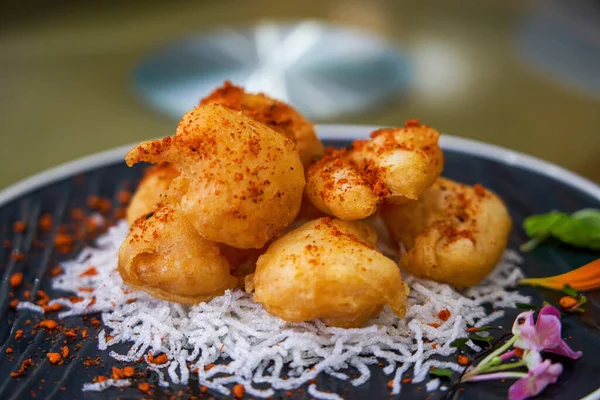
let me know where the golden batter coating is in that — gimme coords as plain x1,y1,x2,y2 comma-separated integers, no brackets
118,206,238,304
381,178,512,287
305,120,443,220
247,218,409,328
200,81,324,167
126,162,179,225
125,104,305,249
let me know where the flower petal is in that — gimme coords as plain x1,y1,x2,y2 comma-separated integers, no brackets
508,360,563,400
535,314,562,349
513,312,541,350
545,339,583,360
538,305,561,319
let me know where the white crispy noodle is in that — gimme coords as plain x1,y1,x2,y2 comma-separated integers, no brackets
20,221,528,398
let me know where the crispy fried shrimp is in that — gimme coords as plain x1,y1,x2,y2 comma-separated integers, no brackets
118,206,238,304
200,81,324,167
305,120,443,220
381,178,512,287
125,104,305,249
246,218,409,328
126,163,179,225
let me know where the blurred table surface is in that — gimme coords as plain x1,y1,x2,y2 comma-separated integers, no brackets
1,0,599,189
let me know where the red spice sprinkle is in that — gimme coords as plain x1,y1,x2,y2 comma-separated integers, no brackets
473,184,486,197
200,386,208,394
23,290,31,299
402,377,412,384
11,251,25,262
204,363,215,371
90,318,101,327
39,213,53,232
431,343,438,349
15,330,24,340
81,329,88,339
79,267,98,277
47,353,62,365
147,352,154,363
10,358,33,378
387,380,393,389
233,384,244,398
10,299,19,308
98,199,112,214
13,221,26,233
151,354,168,365
54,233,74,253
5,347,13,354
466,327,479,333
95,376,108,383
404,119,421,127
39,320,58,330
9,273,23,288
112,367,125,380
49,267,64,277
43,304,63,313
71,208,85,221
138,382,150,393
117,190,132,205
457,355,469,365
123,366,135,378
65,330,77,338
86,195,101,209
61,346,69,358
428,323,440,328
113,208,126,220
437,309,451,321
78,288,94,293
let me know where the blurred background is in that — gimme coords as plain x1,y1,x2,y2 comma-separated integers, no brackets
1,0,599,189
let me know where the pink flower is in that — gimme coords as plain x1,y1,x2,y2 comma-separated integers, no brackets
511,305,582,360
508,359,563,400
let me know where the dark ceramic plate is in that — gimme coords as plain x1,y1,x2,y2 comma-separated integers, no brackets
0,126,599,400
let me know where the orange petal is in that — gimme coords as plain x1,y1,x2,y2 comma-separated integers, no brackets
518,258,600,292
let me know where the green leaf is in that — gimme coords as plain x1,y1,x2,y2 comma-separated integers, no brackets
521,209,600,251
469,333,493,343
429,368,453,378
562,284,578,297
579,296,588,305
516,303,538,311
450,338,468,348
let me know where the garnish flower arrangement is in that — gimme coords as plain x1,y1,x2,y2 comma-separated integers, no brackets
460,306,581,400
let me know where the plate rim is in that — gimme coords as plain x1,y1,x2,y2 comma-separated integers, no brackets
0,124,599,208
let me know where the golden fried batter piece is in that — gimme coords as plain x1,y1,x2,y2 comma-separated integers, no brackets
125,104,305,249
118,206,238,304
126,162,179,225
381,178,512,287
247,218,409,328
200,81,324,167
305,120,443,221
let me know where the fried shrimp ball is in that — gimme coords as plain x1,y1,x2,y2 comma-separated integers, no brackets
118,206,238,304
305,120,443,221
125,104,305,249
126,162,179,225
200,81,324,167
381,178,512,287
247,218,410,328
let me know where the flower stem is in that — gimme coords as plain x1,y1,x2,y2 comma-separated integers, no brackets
481,360,526,373
462,335,517,380
461,371,526,383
